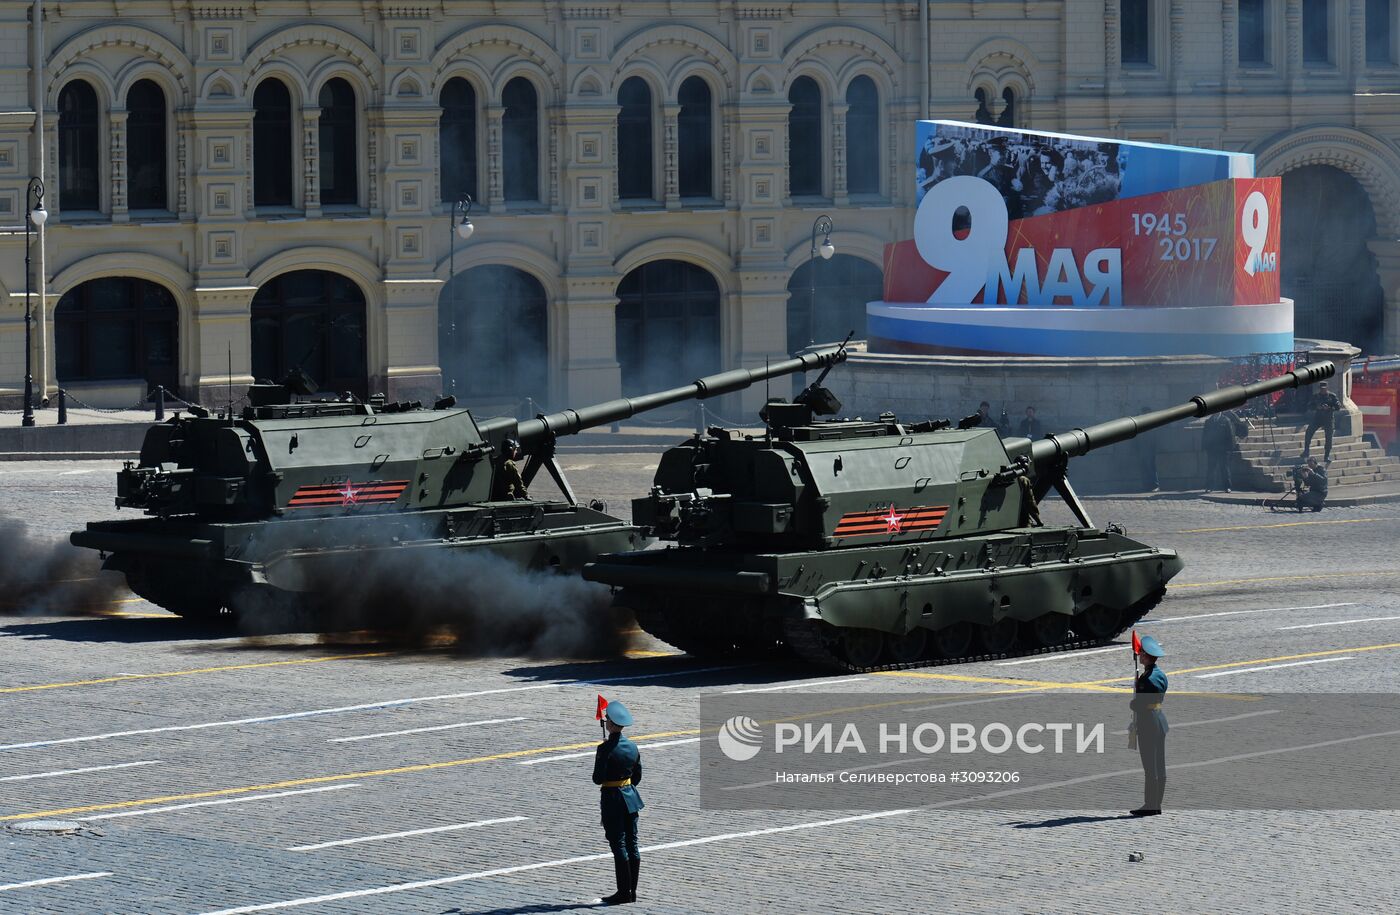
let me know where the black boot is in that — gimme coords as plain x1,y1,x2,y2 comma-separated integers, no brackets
601,857,632,906
629,859,640,903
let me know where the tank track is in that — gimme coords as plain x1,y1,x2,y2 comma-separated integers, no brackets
778,588,1165,675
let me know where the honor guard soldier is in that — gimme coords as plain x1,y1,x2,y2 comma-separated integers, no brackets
593,700,643,905
493,437,529,501
1130,635,1168,817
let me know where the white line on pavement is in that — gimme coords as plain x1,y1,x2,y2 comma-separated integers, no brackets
84,783,359,821
0,664,747,752
288,816,527,852
725,677,867,694
1149,602,1356,624
1277,616,1400,631
328,717,526,743
1110,709,1282,735
0,872,112,893
994,646,1123,666
0,760,160,782
1195,657,1355,679
518,737,702,765
200,810,914,914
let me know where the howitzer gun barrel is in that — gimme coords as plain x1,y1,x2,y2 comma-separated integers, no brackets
1005,360,1336,467
491,347,846,443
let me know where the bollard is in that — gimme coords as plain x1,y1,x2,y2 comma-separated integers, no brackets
154,385,166,421
57,388,67,425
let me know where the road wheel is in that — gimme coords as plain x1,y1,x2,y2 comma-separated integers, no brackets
931,621,974,659
1029,613,1070,647
839,628,885,669
1075,605,1121,641
977,618,1019,654
883,629,928,664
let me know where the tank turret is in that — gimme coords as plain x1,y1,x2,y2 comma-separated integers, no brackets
582,361,1335,671
70,348,842,622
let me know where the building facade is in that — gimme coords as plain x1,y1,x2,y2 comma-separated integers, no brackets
1,1,1398,412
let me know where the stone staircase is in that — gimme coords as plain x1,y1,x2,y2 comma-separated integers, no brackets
1232,421,1400,492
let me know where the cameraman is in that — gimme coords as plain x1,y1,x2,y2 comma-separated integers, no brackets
1294,457,1328,512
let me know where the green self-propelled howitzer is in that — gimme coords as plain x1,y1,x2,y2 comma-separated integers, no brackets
69,348,844,621
583,360,1336,671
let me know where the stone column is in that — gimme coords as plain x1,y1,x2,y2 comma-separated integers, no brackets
558,275,622,404
1104,0,1122,93
831,101,849,206
1285,0,1303,92
110,109,128,222
1369,238,1400,354
486,105,505,212
1350,0,1367,88
1169,0,1187,92
382,278,444,401
733,269,793,412
1222,0,1239,91
302,107,321,216
189,285,257,407
663,103,680,209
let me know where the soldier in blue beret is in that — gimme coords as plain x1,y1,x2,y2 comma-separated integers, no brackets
1130,635,1168,816
593,700,644,905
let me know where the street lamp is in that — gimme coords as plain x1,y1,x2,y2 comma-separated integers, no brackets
22,177,46,427
446,194,474,395
807,214,834,345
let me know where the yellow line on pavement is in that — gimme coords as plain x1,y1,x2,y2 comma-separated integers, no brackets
0,653,394,695
1094,641,1400,682
0,729,702,822
624,650,679,658
1173,570,1400,589
1174,518,1393,534
871,670,1127,692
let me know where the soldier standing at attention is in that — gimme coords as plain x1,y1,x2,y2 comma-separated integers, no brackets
493,437,529,501
1129,636,1168,817
593,700,643,905
1301,380,1343,463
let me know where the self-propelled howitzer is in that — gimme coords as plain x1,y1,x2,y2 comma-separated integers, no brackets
70,348,844,622
582,361,1335,671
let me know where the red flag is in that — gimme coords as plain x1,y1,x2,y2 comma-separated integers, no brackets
595,695,608,721
1131,630,1142,655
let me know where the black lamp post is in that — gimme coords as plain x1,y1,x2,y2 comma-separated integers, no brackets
22,177,47,427
807,214,834,345
445,194,475,395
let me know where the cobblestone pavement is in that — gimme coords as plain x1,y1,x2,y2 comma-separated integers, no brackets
0,457,1398,913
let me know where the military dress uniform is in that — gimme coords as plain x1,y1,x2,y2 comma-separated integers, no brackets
1130,636,1168,817
593,701,644,905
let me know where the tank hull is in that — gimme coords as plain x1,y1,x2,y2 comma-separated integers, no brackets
584,525,1181,671
75,501,647,621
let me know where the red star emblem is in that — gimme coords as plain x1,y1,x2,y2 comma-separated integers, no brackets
883,506,905,533
339,481,358,505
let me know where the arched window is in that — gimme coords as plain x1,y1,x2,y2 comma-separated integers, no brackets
253,79,294,207
616,261,721,394
318,78,358,206
1121,0,1150,65
502,77,539,202
973,88,994,125
617,77,654,200
997,88,1017,127
251,270,368,397
786,254,883,355
127,80,167,210
439,265,548,402
440,77,478,203
58,80,100,211
678,76,713,199
845,76,879,196
788,77,823,197
55,278,179,393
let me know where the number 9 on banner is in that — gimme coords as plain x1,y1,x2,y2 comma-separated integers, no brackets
914,176,1008,303
1241,190,1269,277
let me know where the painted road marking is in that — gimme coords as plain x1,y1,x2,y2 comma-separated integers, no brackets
288,816,528,852
0,760,160,782
0,653,392,694
725,677,868,694
1173,570,1400,589
1195,657,1356,679
329,717,526,743
1150,602,1356,624
994,646,1123,666
518,737,702,765
1278,616,1400,631
200,810,914,914
0,664,745,752
84,784,360,821
1174,518,1392,534
0,872,112,893
1110,709,1282,735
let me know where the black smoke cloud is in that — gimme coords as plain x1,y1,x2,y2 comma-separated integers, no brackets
0,518,127,616
240,547,633,660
